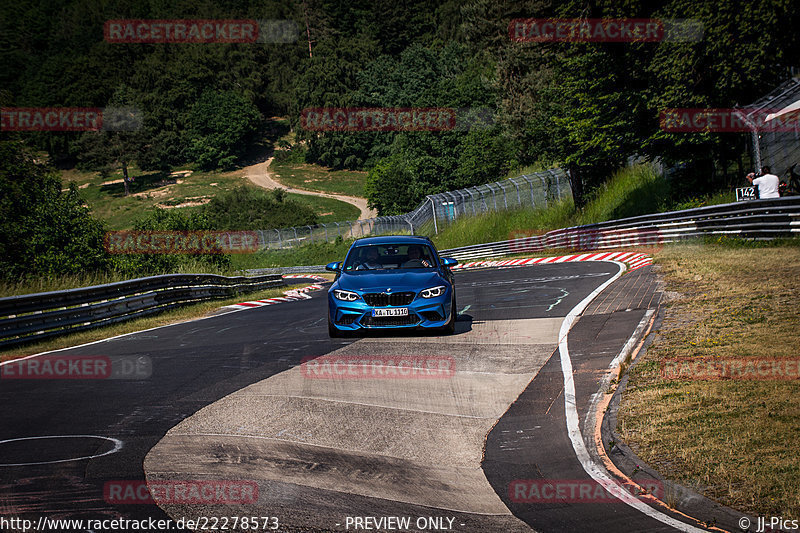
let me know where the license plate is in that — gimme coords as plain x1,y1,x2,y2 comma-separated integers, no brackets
372,308,408,317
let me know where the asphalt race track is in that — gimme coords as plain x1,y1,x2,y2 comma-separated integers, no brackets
0,262,711,533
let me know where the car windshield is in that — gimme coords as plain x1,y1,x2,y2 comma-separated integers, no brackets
343,244,436,271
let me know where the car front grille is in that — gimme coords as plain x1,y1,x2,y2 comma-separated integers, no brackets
362,292,415,307
361,314,420,327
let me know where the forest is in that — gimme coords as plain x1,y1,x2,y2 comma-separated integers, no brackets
2,0,799,278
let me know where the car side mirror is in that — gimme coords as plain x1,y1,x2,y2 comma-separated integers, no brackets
325,261,342,272
441,257,458,267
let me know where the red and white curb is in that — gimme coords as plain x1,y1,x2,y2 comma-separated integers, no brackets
224,275,329,310
451,251,652,272
282,274,328,282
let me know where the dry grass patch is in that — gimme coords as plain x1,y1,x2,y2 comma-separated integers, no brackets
619,243,800,518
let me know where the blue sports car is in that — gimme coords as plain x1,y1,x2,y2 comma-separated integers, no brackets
325,236,458,337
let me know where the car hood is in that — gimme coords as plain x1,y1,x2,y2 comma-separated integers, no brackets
336,270,444,292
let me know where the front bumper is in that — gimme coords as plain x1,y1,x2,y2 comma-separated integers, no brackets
328,289,452,332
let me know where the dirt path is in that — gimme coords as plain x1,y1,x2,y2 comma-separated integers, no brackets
243,158,377,220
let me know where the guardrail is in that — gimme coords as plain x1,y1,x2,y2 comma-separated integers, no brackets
441,196,800,261
245,197,800,270
0,274,284,349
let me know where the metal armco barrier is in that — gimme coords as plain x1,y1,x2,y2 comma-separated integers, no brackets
0,274,284,348
246,265,328,275
440,196,800,261
245,196,800,270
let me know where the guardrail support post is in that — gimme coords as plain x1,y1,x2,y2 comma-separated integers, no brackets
486,183,498,211
521,175,535,207
509,177,521,206
495,181,508,210
429,196,438,234
466,189,477,215
537,172,548,207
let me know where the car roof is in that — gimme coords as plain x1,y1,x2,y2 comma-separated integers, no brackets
351,235,433,246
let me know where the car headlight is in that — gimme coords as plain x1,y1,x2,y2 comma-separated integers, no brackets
333,289,360,301
420,285,447,298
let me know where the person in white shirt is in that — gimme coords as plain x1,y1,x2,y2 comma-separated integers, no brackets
746,166,780,198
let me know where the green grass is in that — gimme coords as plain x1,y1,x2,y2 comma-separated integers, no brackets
576,164,669,223
431,164,739,251
430,199,576,250
271,159,369,198
430,164,663,250
63,166,242,230
62,166,360,230
619,244,800,518
285,192,360,222
230,238,356,270
0,258,240,296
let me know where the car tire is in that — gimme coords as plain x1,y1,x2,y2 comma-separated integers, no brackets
328,318,342,338
441,295,456,334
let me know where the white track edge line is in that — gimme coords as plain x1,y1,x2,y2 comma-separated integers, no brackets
558,261,707,532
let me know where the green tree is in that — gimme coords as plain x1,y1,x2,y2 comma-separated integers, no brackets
75,86,144,195
644,0,800,188
0,141,109,281
187,90,262,170
202,185,319,230
113,209,231,276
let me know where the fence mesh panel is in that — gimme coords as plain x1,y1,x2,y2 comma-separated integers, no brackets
746,77,800,183
255,168,572,249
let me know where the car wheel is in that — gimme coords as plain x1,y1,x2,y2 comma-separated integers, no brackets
442,295,456,334
328,318,342,338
